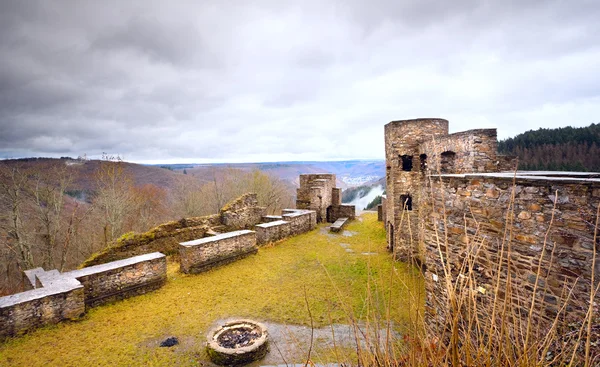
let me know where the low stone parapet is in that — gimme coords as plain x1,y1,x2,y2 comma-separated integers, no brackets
0,276,84,340
328,204,356,222
179,230,257,274
261,215,283,223
255,220,291,245
281,209,317,235
65,252,167,308
1,252,168,340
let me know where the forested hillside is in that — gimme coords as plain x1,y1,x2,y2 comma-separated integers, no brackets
498,123,600,171
0,158,294,294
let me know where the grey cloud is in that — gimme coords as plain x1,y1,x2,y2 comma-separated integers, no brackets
0,0,599,162
91,15,207,67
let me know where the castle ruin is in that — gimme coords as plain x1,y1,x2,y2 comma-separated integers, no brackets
383,118,599,340
296,174,355,223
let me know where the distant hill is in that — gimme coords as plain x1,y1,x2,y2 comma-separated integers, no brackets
498,123,600,171
157,160,385,188
0,158,196,195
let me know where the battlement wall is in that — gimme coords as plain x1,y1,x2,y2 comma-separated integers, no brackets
383,117,599,349
421,173,600,331
420,128,499,173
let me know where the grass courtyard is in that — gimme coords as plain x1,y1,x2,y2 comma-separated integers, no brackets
0,213,423,366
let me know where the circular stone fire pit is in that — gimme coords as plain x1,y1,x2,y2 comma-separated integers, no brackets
206,319,269,365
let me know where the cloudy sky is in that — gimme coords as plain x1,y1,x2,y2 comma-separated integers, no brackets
0,1,598,163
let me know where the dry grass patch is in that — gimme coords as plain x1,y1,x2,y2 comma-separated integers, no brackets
0,213,423,366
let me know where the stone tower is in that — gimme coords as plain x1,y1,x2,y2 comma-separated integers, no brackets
384,118,449,261
296,174,355,223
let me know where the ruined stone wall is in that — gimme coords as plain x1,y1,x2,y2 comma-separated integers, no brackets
420,129,500,173
220,193,265,231
296,174,336,222
179,230,257,274
328,204,356,222
255,220,291,245
0,278,84,340
65,253,166,308
82,215,220,267
83,193,265,267
332,187,342,206
282,209,317,235
1,252,167,339
261,215,283,223
384,117,597,353
421,173,599,339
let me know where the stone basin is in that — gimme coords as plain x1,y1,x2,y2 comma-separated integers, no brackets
206,319,269,365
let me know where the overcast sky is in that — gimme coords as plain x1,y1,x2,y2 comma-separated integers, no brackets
0,1,598,163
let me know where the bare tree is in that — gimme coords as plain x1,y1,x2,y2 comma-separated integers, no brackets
93,155,135,245
0,163,34,271
30,164,72,269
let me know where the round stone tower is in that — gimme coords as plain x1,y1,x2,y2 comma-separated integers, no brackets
384,118,449,261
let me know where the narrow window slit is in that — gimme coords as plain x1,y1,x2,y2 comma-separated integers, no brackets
441,151,456,173
419,154,427,171
400,155,413,171
400,194,412,210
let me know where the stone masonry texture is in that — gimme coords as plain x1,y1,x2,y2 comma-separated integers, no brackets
65,252,167,308
0,181,326,342
83,193,265,267
296,174,356,223
0,252,166,339
179,230,258,274
384,117,599,350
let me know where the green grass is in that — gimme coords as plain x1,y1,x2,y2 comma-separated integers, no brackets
0,213,423,366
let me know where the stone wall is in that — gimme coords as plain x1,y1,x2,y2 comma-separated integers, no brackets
83,193,265,267
261,215,283,223
327,204,356,222
296,174,356,224
384,117,598,353
282,209,317,235
179,230,257,274
1,181,323,342
420,173,600,332
65,253,166,308
420,129,500,173
1,252,166,339
332,187,342,206
296,174,336,222
0,278,84,340
255,220,291,245
82,215,220,267
220,193,265,231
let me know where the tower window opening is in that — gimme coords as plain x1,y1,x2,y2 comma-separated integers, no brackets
419,154,427,171
400,194,412,210
400,155,413,171
440,151,456,173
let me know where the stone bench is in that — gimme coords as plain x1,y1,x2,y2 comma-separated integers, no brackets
330,217,349,233
179,230,257,274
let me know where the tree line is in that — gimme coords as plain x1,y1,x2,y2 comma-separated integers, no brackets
498,123,600,171
0,158,294,294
